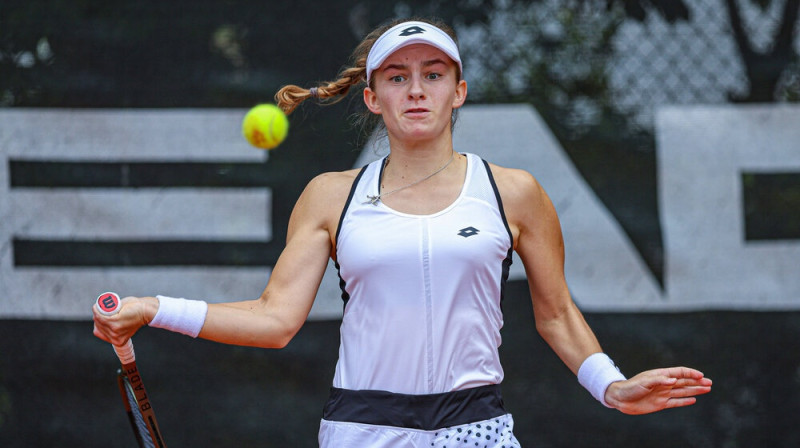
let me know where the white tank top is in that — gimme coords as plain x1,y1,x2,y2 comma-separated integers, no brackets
332,152,514,394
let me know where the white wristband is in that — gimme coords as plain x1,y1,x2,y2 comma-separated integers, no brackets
149,295,208,338
578,352,626,408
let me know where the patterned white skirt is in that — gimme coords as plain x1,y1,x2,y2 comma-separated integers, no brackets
319,413,521,448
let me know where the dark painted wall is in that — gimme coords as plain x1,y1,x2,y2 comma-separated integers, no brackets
1,283,798,446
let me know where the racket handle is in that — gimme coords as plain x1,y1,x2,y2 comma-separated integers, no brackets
96,292,137,365
113,339,136,365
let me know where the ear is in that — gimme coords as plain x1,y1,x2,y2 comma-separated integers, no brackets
363,87,382,115
452,80,468,109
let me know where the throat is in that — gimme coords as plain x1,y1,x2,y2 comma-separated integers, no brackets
365,151,456,206
368,153,468,215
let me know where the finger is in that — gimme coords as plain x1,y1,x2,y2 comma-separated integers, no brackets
661,366,706,380
119,296,141,310
643,375,679,389
649,380,712,399
664,396,698,409
91,303,102,319
93,323,111,343
672,377,713,388
670,385,713,398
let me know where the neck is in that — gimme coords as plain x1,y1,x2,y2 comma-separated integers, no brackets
384,133,455,174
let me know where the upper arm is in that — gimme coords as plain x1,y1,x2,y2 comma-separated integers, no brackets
256,171,354,335
196,170,357,348
493,165,570,314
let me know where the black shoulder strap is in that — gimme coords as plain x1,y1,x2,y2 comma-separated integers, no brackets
333,164,369,309
334,164,369,247
481,158,514,247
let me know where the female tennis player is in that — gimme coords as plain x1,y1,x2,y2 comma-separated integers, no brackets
93,17,712,447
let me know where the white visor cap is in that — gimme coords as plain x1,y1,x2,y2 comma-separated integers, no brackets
366,21,462,84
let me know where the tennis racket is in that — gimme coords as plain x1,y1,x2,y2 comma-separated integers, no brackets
96,292,167,448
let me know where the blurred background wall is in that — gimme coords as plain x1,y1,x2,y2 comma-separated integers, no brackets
1,0,799,446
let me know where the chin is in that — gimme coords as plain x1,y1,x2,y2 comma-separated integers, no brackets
399,123,447,140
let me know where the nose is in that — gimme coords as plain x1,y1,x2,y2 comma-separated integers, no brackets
408,73,425,100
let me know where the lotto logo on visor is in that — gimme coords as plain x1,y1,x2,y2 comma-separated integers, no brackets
366,21,463,83
399,26,426,37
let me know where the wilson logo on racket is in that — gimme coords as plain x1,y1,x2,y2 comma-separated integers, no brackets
97,292,120,314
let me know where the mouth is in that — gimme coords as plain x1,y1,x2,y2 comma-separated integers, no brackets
404,108,430,117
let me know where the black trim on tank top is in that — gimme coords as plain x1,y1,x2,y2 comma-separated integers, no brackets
334,165,369,310
481,159,514,246
481,159,515,310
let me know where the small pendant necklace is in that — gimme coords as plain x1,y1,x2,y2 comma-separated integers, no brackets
364,152,456,205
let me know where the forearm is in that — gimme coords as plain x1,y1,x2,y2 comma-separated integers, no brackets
199,299,300,349
535,301,628,407
534,301,603,375
139,294,302,349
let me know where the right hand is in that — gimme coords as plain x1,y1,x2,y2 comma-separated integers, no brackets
92,296,158,346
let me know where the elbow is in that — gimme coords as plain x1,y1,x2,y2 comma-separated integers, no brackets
249,296,304,349
534,319,555,342
533,301,573,339
270,333,293,349
232,316,299,349
264,320,302,349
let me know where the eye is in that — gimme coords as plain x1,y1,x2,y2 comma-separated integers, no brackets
426,72,441,80
390,75,406,83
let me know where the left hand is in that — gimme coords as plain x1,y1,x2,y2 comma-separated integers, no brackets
605,367,712,415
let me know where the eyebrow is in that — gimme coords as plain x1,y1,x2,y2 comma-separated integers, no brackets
382,58,450,72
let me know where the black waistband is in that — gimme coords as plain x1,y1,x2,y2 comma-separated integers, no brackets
322,384,507,430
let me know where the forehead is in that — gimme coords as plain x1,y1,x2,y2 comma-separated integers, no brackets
379,43,456,68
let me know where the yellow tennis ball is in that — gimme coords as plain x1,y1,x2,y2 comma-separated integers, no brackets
242,104,289,150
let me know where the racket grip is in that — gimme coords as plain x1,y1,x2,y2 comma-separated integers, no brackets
113,339,137,365
96,292,137,365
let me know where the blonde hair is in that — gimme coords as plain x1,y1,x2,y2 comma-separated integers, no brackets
274,17,460,121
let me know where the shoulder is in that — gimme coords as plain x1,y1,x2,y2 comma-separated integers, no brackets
291,168,362,227
303,168,361,198
484,161,557,244
484,162,546,207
